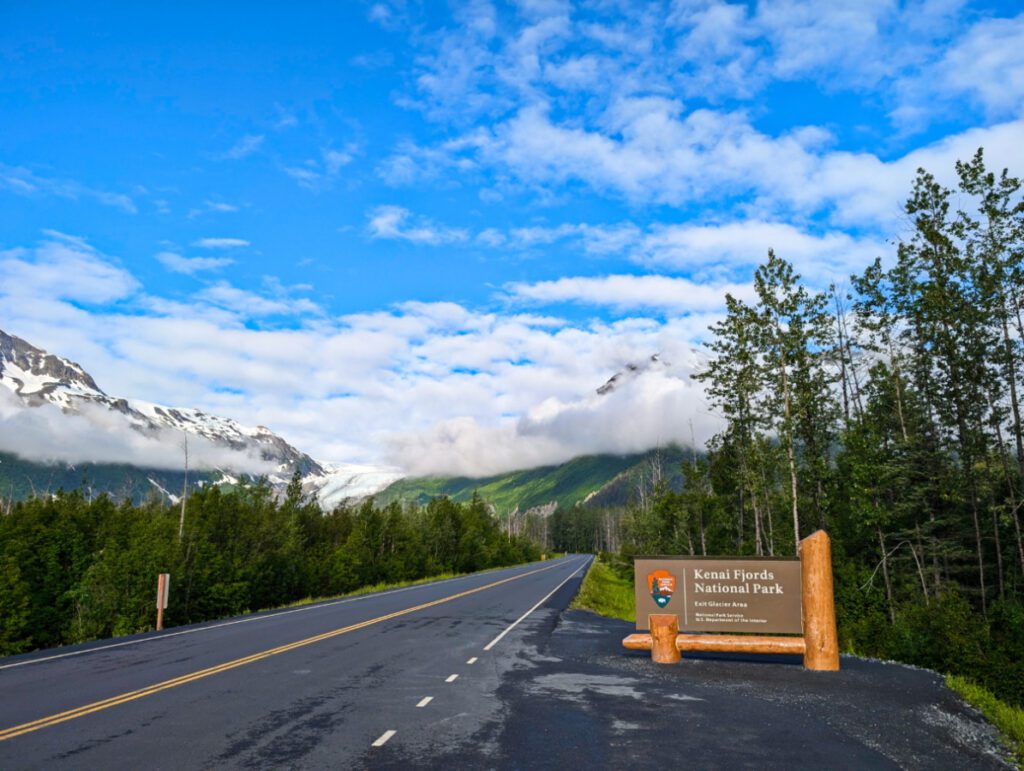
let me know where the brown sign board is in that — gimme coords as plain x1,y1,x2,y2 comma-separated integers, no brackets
634,557,802,634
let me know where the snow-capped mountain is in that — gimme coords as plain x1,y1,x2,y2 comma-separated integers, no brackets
595,353,670,395
0,328,399,505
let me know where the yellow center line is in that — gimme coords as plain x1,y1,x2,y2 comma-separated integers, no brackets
0,559,573,743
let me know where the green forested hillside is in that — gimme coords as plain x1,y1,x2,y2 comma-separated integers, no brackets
0,451,209,505
375,447,687,514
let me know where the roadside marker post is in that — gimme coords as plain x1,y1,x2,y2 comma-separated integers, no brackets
156,573,170,631
623,530,840,671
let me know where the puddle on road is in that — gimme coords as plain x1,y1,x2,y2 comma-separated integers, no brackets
530,673,643,700
667,693,703,702
527,673,703,705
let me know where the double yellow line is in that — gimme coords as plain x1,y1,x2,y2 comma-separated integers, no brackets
0,561,565,743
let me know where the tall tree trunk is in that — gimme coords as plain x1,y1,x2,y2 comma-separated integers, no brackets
887,336,909,442
1000,311,1024,478
779,358,801,554
760,464,776,556
992,505,1005,601
969,477,988,617
877,524,895,624
753,486,763,556
987,390,1024,576
909,528,931,605
833,290,851,424
179,433,189,542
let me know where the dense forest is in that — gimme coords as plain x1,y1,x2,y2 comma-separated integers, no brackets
552,149,1024,707
0,474,538,656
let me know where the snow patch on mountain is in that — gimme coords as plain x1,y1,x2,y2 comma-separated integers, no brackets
309,462,405,510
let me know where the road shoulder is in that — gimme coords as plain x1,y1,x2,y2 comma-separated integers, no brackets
413,608,1013,769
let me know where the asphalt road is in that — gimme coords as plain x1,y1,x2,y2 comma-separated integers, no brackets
0,554,1013,769
0,555,592,769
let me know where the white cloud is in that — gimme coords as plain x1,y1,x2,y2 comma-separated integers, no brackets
367,205,470,244
477,227,506,247
196,282,322,318
385,341,721,477
0,233,732,476
284,145,357,191
220,134,264,160
0,237,139,305
284,166,321,185
0,164,137,213
430,102,1024,231
756,0,904,85
0,389,274,474
370,211,884,287
384,1,1024,222
156,252,234,275
932,12,1024,117
634,221,888,283
191,238,250,249
505,274,754,313
187,200,241,219
323,148,354,175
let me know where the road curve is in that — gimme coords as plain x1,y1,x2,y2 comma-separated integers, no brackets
0,554,592,769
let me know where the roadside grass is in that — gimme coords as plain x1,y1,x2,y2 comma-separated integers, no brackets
268,572,461,611
571,557,635,623
947,675,1024,767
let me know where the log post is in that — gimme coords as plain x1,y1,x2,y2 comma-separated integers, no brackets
156,573,167,632
649,614,681,664
799,530,839,671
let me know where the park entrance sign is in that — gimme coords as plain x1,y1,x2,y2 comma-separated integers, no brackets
624,530,840,671
633,558,802,634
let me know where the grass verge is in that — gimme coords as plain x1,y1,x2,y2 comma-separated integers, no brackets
946,675,1024,767
571,557,635,622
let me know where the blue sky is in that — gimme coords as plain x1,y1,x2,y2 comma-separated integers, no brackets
2,1,1023,475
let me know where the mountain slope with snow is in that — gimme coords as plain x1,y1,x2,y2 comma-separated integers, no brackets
0,328,397,505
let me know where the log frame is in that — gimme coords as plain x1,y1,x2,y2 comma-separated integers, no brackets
622,530,839,671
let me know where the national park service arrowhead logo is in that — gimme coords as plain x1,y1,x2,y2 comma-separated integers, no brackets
647,569,676,608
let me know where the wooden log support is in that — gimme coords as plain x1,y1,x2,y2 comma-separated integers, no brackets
623,633,806,656
677,634,805,655
649,614,681,664
799,530,840,671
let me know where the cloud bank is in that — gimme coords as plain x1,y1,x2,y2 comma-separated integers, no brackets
0,389,275,474
0,235,727,476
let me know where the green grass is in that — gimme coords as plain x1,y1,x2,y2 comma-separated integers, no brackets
267,572,461,610
947,675,1024,767
571,557,635,622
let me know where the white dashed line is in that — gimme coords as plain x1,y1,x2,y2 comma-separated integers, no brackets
416,697,433,708
372,730,397,747
483,557,590,652
445,674,459,683
466,657,478,665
